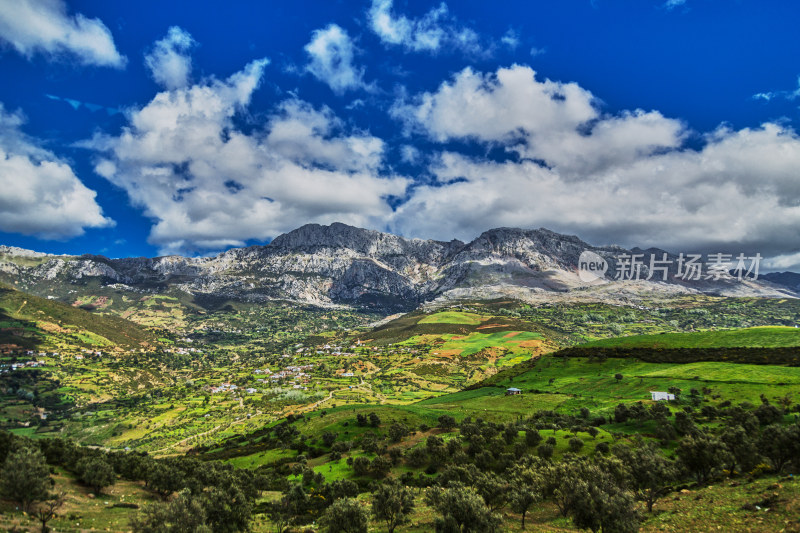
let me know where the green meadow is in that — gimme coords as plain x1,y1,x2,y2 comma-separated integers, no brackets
417,310,484,325
582,325,800,349
418,351,800,420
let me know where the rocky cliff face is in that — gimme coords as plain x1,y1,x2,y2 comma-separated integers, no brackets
0,223,793,310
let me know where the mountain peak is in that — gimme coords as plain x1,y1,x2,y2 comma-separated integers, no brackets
269,222,464,257
475,226,587,245
270,223,390,252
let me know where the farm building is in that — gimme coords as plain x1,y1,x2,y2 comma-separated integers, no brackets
506,387,522,395
650,391,675,401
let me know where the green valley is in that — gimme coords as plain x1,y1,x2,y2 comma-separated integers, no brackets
2,287,800,532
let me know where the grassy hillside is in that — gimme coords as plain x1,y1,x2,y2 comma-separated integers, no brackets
581,326,800,349
421,352,800,421
416,326,800,423
361,306,576,346
0,283,156,350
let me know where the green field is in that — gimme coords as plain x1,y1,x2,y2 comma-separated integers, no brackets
420,350,800,419
226,448,297,469
400,330,542,359
582,326,800,349
417,311,484,325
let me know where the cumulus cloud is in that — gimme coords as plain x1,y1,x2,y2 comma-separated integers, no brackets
304,24,366,94
368,0,482,54
393,65,684,177
0,0,125,67
389,65,800,264
145,27,196,90
86,54,406,255
0,105,113,239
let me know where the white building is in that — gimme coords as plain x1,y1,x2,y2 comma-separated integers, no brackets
650,391,675,401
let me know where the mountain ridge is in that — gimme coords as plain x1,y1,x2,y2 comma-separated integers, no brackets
0,223,795,310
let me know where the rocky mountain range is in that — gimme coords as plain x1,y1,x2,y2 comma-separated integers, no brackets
0,223,795,311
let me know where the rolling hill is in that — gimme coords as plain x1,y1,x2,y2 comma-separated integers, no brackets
0,282,156,350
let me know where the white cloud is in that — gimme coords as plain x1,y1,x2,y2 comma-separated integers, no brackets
0,105,113,239
753,76,800,102
0,0,125,67
393,65,684,177
87,53,406,255
304,24,366,94
265,100,385,172
368,0,483,54
389,65,800,265
501,29,519,50
400,145,421,164
764,252,800,271
664,0,687,10
145,27,196,90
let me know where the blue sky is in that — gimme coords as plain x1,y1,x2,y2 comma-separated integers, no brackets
1,0,799,268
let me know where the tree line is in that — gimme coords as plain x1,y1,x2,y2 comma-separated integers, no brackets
2,394,800,532
270,398,800,532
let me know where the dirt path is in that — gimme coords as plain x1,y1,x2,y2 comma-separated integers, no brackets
355,377,386,403
307,389,335,410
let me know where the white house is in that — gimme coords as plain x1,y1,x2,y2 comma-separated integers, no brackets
650,391,675,401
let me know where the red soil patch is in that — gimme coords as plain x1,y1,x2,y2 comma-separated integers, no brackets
502,332,521,338
433,350,461,358
477,323,511,329
517,340,543,348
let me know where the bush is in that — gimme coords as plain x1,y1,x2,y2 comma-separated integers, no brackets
76,456,116,495
525,429,542,447
0,446,50,512
319,497,368,533
352,456,371,477
388,423,410,443
425,485,501,533
437,415,456,430
538,443,554,460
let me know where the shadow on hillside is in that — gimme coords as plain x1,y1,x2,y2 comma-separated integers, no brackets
0,305,43,350
517,269,573,292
